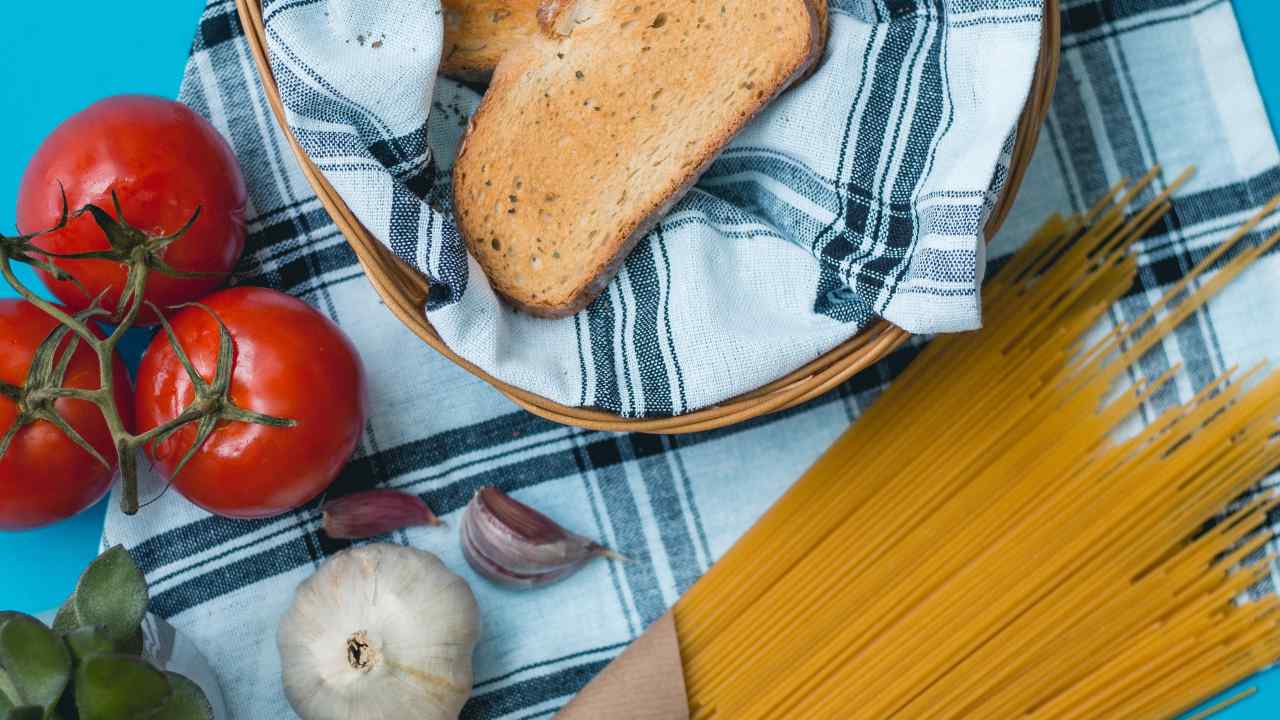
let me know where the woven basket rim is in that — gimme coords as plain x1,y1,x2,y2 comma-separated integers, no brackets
235,0,1061,434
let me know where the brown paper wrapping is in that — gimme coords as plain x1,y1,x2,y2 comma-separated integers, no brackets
554,612,690,720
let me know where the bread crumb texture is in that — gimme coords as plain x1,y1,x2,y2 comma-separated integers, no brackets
441,0,543,80
453,0,817,316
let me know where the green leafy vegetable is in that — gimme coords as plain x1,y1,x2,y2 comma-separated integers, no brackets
1,547,213,719
50,599,78,635
61,627,118,664
73,546,148,642
146,673,214,720
0,615,71,714
74,655,170,720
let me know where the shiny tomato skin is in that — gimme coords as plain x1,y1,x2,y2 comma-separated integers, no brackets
0,300,133,531
17,95,247,325
135,287,368,519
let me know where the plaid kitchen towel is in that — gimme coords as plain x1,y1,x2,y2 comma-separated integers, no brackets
103,0,1280,719
260,0,1046,417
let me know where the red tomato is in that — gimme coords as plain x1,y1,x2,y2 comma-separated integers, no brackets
17,95,247,325
134,287,367,519
0,300,133,531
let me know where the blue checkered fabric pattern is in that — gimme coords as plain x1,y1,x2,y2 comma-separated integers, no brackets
103,1,1280,718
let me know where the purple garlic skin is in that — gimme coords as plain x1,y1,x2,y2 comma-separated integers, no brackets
321,489,441,540
460,486,622,589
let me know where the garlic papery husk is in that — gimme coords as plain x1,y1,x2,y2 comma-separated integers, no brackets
278,544,480,720
460,486,624,589
321,489,442,540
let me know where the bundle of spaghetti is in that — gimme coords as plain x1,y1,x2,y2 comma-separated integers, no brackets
675,168,1280,719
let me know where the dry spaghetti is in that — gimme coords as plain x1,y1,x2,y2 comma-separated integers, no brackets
675,168,1280,719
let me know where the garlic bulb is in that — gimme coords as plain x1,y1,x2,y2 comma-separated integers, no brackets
278,544,480,720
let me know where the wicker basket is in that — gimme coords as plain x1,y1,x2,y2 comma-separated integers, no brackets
236,0,1060,434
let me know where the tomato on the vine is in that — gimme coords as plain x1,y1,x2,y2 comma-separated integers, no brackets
0,300,133,531
134,287,368,519
17,95,247,324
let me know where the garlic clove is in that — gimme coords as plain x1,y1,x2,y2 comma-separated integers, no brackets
321,489,441,540
460,486,624,589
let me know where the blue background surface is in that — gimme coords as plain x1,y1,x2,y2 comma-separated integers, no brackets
0,1,1277,717
0,0,205,610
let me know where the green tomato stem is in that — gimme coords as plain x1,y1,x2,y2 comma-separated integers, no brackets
0,200,298,516
0,253,101,348
31,387,106,403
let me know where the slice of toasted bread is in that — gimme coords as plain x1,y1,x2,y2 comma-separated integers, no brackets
440,0,541,81
453,0,822,317
438,0,827,83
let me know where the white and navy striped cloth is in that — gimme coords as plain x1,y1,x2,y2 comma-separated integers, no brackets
260,0,1045,417
104,1,1280,718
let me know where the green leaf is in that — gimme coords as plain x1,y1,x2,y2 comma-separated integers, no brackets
74,655,170,720
53,689,77,720
4,706,44,720
119,627,145,657
50,598,79,635
62,620,144,660
61,628,117,663
144,674,213,720
73,546,148,642
0,670,18,711
0,615,71,713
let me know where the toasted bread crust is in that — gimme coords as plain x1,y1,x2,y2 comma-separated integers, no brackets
440,0,541,81
814,1,829,43
453,0,823,317
537,0,592,38
536,0,569,36
440,0,828,82
807,1,829,78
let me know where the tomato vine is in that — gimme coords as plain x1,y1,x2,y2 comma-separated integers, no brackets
0,193,294,514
